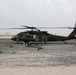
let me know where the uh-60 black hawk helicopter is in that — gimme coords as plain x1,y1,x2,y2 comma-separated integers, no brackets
11,24,76,44
0,23,76,50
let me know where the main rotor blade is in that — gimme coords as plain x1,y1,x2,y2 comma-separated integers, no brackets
21,25,71,30
0,28,27,29
22,25,37,29
37,27,74,29
21,25,39,30
0,26,75,30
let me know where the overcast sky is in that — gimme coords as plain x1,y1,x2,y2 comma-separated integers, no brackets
0,0,76,36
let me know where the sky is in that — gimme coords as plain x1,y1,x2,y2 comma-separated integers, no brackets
0,0,76,36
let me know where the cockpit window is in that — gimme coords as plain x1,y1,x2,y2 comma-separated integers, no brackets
14,33,33,38
26,33,29,36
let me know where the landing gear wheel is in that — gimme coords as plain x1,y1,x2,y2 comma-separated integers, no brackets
16,38,19,43
42,36,47,44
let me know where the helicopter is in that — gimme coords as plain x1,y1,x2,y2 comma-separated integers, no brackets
0,23,76,49
10,23,76,45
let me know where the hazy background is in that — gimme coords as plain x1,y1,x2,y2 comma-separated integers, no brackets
0,0,76,36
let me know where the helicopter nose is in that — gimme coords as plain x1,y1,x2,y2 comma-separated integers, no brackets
11,37,14,40
11,37,16,41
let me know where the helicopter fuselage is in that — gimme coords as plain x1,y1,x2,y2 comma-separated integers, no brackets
11,30,70,44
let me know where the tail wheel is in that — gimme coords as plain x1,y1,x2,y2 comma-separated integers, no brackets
42,36,47,44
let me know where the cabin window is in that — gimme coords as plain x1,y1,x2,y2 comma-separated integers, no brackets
26,33,29,36
75,35,76,37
